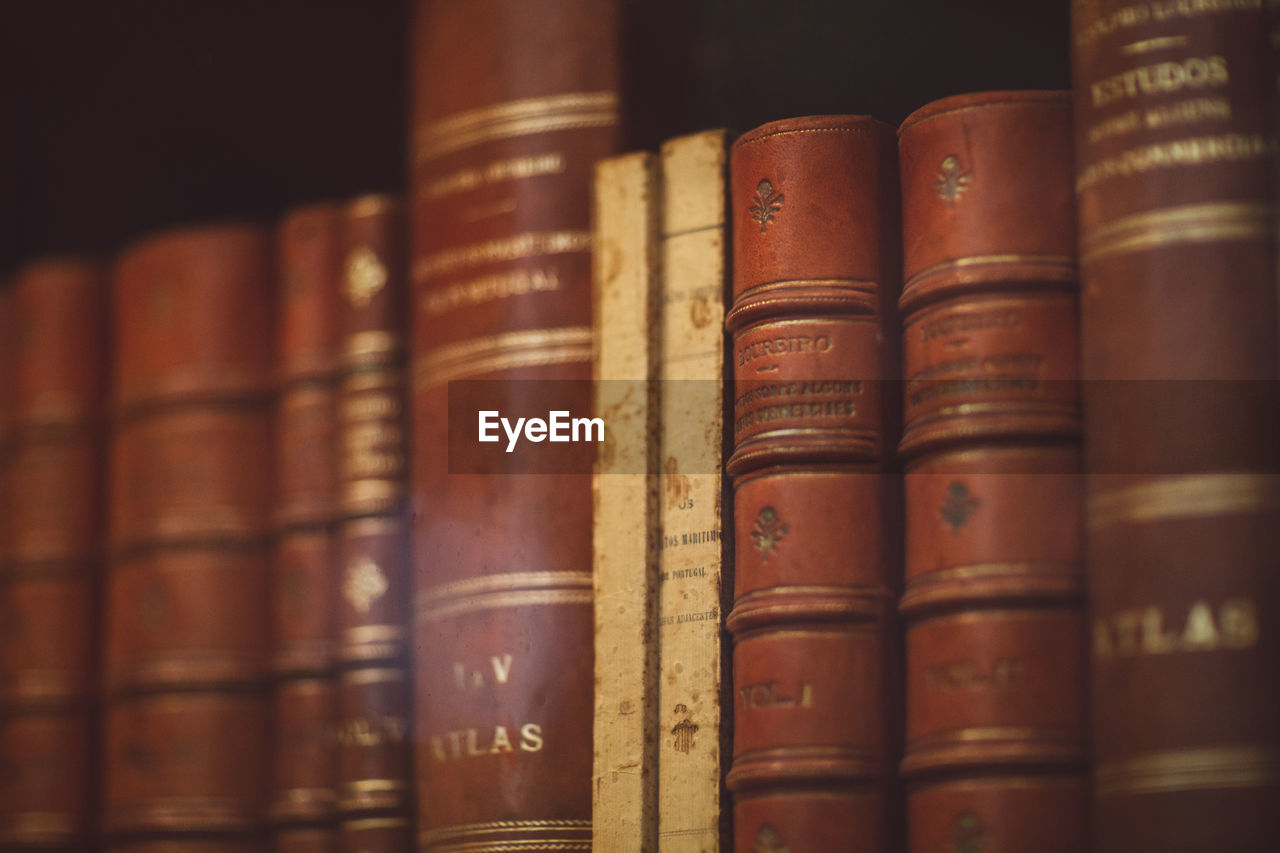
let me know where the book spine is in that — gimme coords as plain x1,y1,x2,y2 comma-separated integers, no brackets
896,91,1088,853
408,1,621,850
104,225,273,850
590,151,662,853
334,196,413,853
656,129,733,853
724,115,901,853
0,259,106,852
1071,3,1280,850
271,204,343,851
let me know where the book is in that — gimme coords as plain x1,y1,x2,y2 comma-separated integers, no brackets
334,195,414,853
655,129,733,853
1071,3,1280,850
104,224,274,848
591,150,662,853
897,90,1087,852
724,115,901,853
408,1,622,850
0,258,106,851
271,203,344,851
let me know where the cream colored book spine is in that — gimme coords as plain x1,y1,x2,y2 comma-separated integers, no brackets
656,130,732,853
592,151,663,853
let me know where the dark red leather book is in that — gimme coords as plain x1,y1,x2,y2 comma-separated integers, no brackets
725,115,901,853
271,203,343,851
1072,3,1280,850
334,195,413,853
0,258,106,852
897,90,1088,853
105,224,274,849
408,2,621,850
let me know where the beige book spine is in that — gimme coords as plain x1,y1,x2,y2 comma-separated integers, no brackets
657,129,732,853
592,151,663,853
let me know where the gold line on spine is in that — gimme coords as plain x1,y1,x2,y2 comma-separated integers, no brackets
414,92,618,163
1089,474,1280,529
414,326,593,387
413,230,591,282
1096,746,1279,796
1081,202,1273,262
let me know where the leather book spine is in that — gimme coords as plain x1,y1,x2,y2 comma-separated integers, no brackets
271,204,343,851
104,225,273,850
409,2,620,850
724,116,901,853
1071,3,1280,850
590,151,661,853
656,129,733,853
896,91,1088,853
334,196,413,853
0,259,106,852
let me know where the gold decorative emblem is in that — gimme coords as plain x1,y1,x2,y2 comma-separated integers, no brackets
754,825,790,853
748,179,784,232
949,813,984,853
344,556,389,614
751,506,789,562
935,155,972,208
940,481,980,532
671,704,698,754
345,246,387,307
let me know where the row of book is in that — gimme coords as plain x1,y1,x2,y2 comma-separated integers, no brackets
589,11,1280,853
1,1,1277,852
0,198,415,852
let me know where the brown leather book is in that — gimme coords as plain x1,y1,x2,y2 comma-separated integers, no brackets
0,258,106,852
725,115,901,853
1072,4,1280,850
271,203,343,852
408,2,621,850
104,224,274,849
334,195,413,853
897,91,1088,853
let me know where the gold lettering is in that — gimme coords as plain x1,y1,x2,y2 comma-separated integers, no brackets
924,659,1023,690
491,654,513,684
1090,56,1229,109
1180,601,1220,649
520,723,544,752
739,681,814,709
1220,598,1259,648
1095,599,1260,659
490,725,514,754
1141,606,1180,654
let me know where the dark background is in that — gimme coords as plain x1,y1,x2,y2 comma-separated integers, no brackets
0,0,1069,270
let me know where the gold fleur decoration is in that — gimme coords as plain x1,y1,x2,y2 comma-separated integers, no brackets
940,481,980,532
935,155,972,208
753,826,790,853
751,506,789,562
345,246,387,307
748,179,784,232
343,556,389,614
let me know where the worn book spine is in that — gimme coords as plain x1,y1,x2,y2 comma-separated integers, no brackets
0,259,106,852
409,1,621,850
897,91,1088,853
591,150,661,853
271,203,343,853
724,115,901,853
104,225,274,851
656,129,733,853
334,195,413,853
1071,3,1280,850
